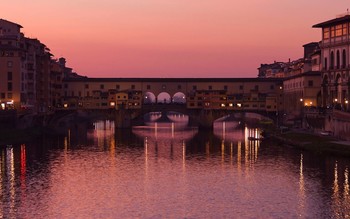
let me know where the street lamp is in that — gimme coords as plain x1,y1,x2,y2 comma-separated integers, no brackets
345,100,349,111
334,98,338,110
299,98,304,128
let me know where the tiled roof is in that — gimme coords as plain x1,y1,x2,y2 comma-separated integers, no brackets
313,15,350,28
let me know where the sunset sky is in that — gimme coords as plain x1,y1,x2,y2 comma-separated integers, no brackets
3,1,349,78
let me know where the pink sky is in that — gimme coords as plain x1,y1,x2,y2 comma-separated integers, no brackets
2,1,349,78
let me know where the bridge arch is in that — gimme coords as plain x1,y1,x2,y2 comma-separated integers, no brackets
143,92,156,104
157,92,171,104
172,92,186,104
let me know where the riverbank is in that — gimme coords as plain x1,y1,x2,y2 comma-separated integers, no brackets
269,130,350,157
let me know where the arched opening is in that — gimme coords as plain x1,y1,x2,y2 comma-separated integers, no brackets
157,92,171,104
335,74,342,109
143,92,156,104
343,49,347,68
324,57,328,70
172,92,186,104
330,51,334,69
336,50,340,69
322,75,329,107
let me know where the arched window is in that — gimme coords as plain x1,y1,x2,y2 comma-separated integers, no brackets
336,50,340,69
324,57,328,70
330,51,334,69
343,49,347,68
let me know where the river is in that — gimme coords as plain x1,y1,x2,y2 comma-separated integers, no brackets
0,119,349,218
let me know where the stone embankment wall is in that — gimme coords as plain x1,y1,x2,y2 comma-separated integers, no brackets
325,110,350,141
0,110,17,129
303,109,350,140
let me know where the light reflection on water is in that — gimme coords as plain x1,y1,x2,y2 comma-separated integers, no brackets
0,120,349,218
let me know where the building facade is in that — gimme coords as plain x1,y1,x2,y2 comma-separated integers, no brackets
282,71,321,124
0,19,75,113
313,14,350,110
61,78,283,113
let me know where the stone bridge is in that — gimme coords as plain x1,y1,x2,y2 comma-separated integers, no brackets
114,103,276,129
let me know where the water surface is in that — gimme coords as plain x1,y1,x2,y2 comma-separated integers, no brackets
0,120,349,218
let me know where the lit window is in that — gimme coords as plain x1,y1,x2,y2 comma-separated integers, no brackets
323,28,329,39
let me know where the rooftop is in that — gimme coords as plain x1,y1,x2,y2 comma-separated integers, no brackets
0,19,23,28
63,77,283,83
313,14,350,28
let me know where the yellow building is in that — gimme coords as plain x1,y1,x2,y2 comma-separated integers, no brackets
283,71,321,124
62,78,283,113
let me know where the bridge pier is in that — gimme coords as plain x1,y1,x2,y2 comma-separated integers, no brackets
188,109,216,130
115,109,132,128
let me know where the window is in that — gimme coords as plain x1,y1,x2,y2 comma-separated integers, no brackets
7,82,12,91
147,85,151,89
324,57,328,70
116,84,120,90
193,85,197,90
336,24,342,37
7,72,12,81
100,84,104,89
323,27,330,39
85,84,89,89
255,85,259,91
71,91,74,97
308,80,313,87
331,26,335,38
131,85,135,89
79,91,81,97
330,51,334,69
7,61,12,67
343,49,347,68
1,93,5,98
336,50,340,69
178,85,182,90
270,85,274,90
64,84,68,89
7,93,12,98
343,24,348,36
87,91,90,97
208,85,212,90
239,85,243,90
224,85,228,90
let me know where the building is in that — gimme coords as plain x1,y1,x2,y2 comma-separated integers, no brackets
313,13,350,109
0,19,75,113
258,43,320,79
0,19,24,110
61,77,283,114
282,71,321,125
